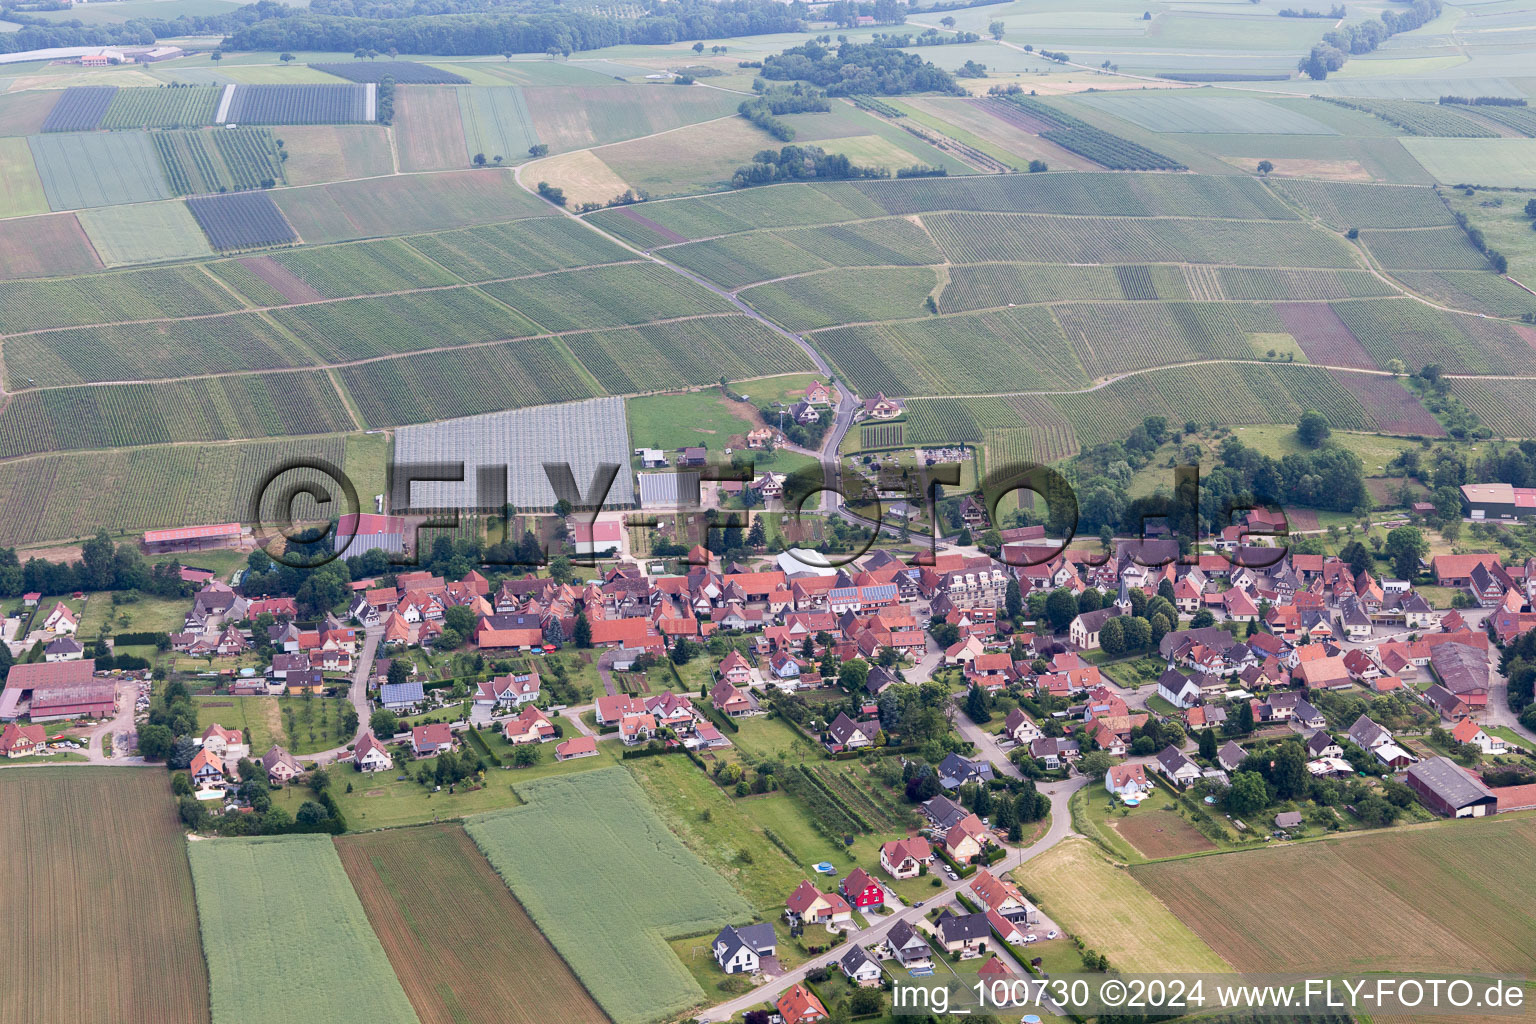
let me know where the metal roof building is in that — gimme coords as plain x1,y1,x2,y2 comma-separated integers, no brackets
638,471,700,509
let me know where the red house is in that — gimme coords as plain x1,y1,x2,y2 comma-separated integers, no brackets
839,867,884,910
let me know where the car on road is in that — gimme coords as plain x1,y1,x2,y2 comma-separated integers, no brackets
1046,929,1059,939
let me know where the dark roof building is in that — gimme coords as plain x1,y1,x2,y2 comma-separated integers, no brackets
1406,757,1497,818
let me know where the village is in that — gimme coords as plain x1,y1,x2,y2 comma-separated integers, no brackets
5,472,1536,1022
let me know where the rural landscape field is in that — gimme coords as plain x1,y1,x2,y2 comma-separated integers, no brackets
7,0,1536,1022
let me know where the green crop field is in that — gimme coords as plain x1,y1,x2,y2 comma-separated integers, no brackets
1268,178,1453,230
906,393,1080,465
1401,138,1536,188
269,288,541,362
405,215,630,282
278,124,395,185
0,371,354,458
850,172,1296,220
1212,267,1395,301
28,131,171,210
153,127,286,194
101,84,219,128
1134,815,1536,976
1053,301,1255,378
1395,269,1536,318
273,169,549,244
1332,298,1536,375
587,180,886,245
6,311,311,387
0,434,376,546
562,314,814,395
661,231,835,290
1360,225,1493,270
524,82,739,151
1449,377,1536,437
740,266,937,330
188,834,420,1024
337,824,607,1024
1327,97,1497,137
465,768,753,1024
76,200,213,266
0,769,210,1024
939,263,1124,310
0,262,238,334
817,304,1086,396
456,85,540,162
260,237,459,298
0,135,46,217
483,260,731,332
336,339,598,426
1074,92,1339,135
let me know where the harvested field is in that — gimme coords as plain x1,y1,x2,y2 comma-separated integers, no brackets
0,89,59,136
395,85,468,171
0,768,210,1024
1330,371,1444,435
1113,807,1217,858
279,125,394,185
0,212,102,280
1275,301,1377,370
237,254,326,303
1282,506,1321,531
1134,815,1536,976
1022,837,1230,973
336,824,608,1024
532,148,631,207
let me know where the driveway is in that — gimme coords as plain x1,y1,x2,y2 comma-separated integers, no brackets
951,696,1022,780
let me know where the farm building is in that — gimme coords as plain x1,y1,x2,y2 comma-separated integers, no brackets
1460,483,1536,521
1405,757,1498,818
638,471,701,509
571,519,622,555
1,660,113,722
335,513,405,557
143,522,243,553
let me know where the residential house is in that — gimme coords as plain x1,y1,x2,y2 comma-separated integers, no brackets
710,680,754,718
0,722,47,758
1002,707,1041,746
261,744,305,785
351,730,394,773
1069,607,1120,650
785,880,852,929
555,736,598,760
189,747,226,797
1451,718,1505,754
969,869,1034,923
1105,763,1152,799
1029,736,1079,769
1155,745,1201,787
825,713,879,753
934,910,990,955
879,837,931,879
411,723,454,758
719,650,752,685
840,868,885,910
938,751,994,790
885,919,933,970
839,944,883,987
712,923,777,975
1218,740,1247,772
777,984,829,1024
944,813,993,863
504,704,556,744
199,723,248,761
1156,668,1203,709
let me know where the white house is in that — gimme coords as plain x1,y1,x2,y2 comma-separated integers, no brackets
1156,668,1202,709
712,923,776,975
1105,763,1152,798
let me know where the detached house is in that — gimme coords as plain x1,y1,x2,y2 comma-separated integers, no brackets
1106,762,1152,799
879,837,931,879
885,919,933,971
1069,607,1120,649
934,910,990,955
839,944,883,987
777,984,829,1024
712,923,777,975
839,867,885,910
351,730,394,773
1155,745,1201,787
784,879,852,929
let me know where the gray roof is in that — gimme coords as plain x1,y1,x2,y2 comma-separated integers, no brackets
1274,811,1303,828
380,681,425,706
1430,642,1490,695
923,794,969,829
938,751,994,788
888,918,926,951
1305,730,1337,755
1407,756,1496,809
1218,740,1247,770
840,943,878,974
638,471,701,508
1156,744,1197,774
936,909,991,942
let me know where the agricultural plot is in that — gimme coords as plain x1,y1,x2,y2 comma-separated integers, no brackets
484,261,730,333
337,824,605,1024
40,85,115,131
1333,298,1536,375
188,834,419,1024
457,86,539,162
278,125,394,185
187,190,297,249
0,90,62,136
1214,267,1394,301
336,339,599,427
1268,178,1452,230
853,170,1296,220
101,84,219,128
0,434,361,546
667,217,939,288
906,394,1079,465
564,315,814,395
1329,371,1444,436
313,61,468,84
77,199,214,266
0,212,101,280
1053,302,1255,379
940,263,1122,311
29,131,171,209
923,213,1354,268
979,94,1186,170
224,83,372,124
861,422,904,448
0,263,237,334
394,85,469,171
1327,97,1498,137
1027,838,1229,973
523,83,738,152
0,769,210,1024
1400,137,1536,189
661,232,833,290
404,216,630,282
465,768,753,1024
153,127,285,194
274,170,548,244
587,181,887,246
1360,226,1492,270
1134,816,1536,976
6,313,311,388
1052,363,1373,447
0,135,46,218
1275,302,1378,370
818,305,1085,397
740,267,937,330
259,237,458,298
1073,92,1339,135
0,371,354,458
271,288,540,362
1458,103,1536,137
1448,377,1536,437
1394,269,1536,318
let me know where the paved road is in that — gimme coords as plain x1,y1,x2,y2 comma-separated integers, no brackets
81,680,144,764
951,698,1023,780
308,625,383,765
696,773,1089,1022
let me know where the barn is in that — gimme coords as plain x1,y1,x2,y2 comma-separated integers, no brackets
1,660,113,722
143,522,243,554
1405,757,1498,818
335,513,405,557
